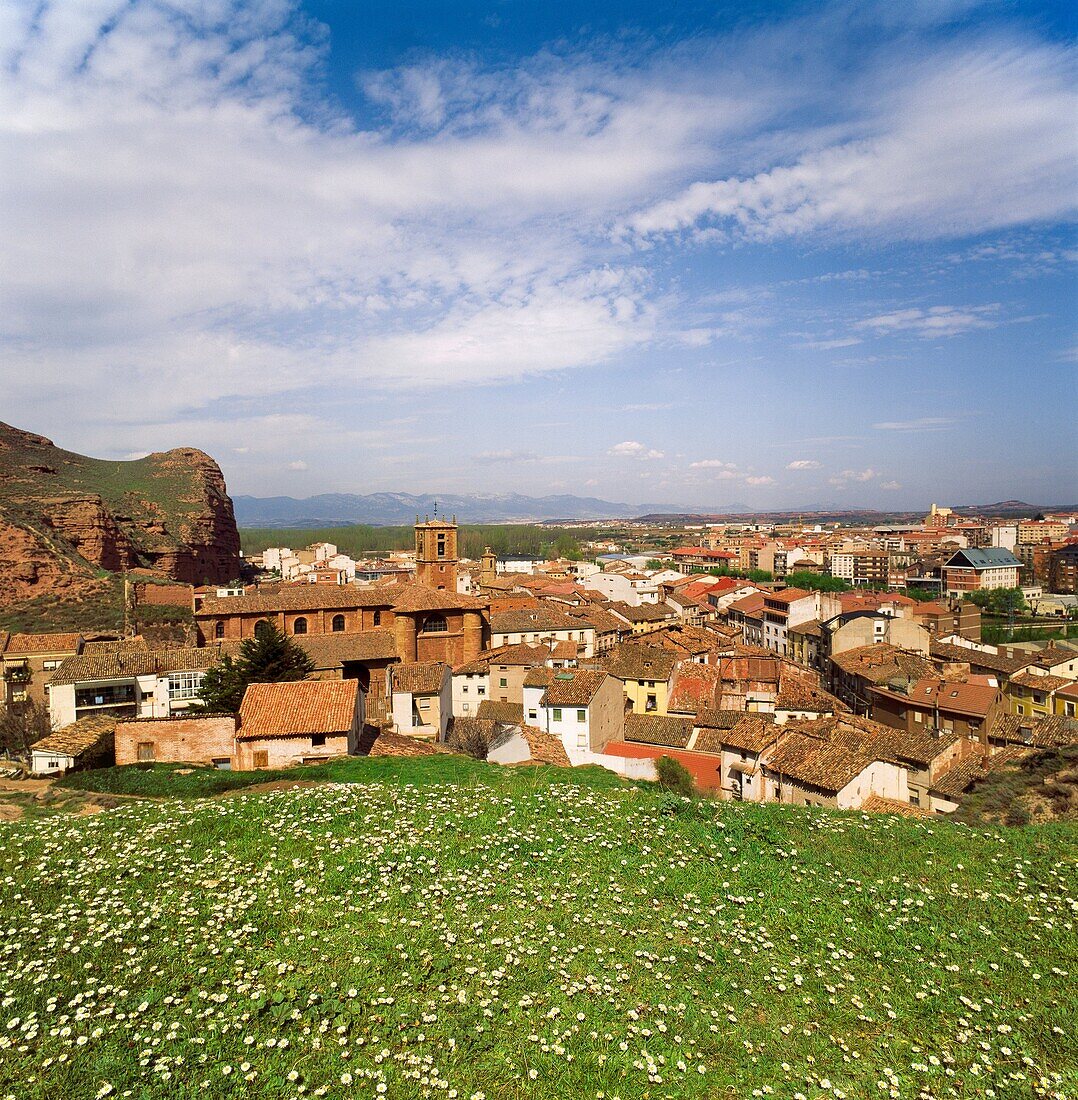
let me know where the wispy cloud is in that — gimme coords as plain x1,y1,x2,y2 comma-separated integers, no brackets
855,305,1000,338
872,416,958,431
828,468,879,487
786,459,822,470
745,475,776,486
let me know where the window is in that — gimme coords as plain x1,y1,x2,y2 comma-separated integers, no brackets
422,615,448,633
528,710,537,720
373,610,381,626
254,619,273,639
577,709,586,722
477,686,486,696
293,617,308,635
909,791,921,806
552,708,562,721
646,694,657,712
1066,702,1076,718
462,702,470,714
137,742,155,762
419,699,430,709
462,685,469,694
311,734,326,747
253,750,269,769
168,671,204,701
212,621,225,640
331,614,345,632
42,659,62,671
1033,692,1046,706
577,730,587,747
499,678,508,688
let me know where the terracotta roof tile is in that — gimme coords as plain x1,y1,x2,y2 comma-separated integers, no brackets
49,646,221,685
31,715,116,758
539,670,611,707
391,662,448,695
237,680,359,739
3,632,82,656
624,713,693,748
477,700,525,724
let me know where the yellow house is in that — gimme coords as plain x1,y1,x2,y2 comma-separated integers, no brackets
1054,682,1078,720
601,644,676,715
1006,671,1076,719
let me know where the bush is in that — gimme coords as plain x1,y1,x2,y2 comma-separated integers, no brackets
1005,804,1031,828
655,755,695,797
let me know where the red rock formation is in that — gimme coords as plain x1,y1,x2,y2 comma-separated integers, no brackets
0,422,243,607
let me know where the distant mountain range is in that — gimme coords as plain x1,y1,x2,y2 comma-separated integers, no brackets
234,492,1074,529
233,492,673,527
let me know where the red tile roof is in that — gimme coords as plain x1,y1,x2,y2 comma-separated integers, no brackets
4,632,83,656
238,680,359,739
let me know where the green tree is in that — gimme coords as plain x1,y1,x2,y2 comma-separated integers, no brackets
655,755,695,797
784,571,850,593
197,623,314,712
646,559,666,571
0,701,51,759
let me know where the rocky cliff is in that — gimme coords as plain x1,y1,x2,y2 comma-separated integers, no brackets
0,422,242,606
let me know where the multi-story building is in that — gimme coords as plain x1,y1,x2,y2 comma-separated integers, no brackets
1,632,83,713
1018,520,1069,544
941,548,1022,594
1048,543,1078,594
46,647,220,729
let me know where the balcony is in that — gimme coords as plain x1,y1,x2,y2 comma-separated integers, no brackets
3,664,31,684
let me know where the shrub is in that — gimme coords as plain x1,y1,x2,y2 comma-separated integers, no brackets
655,755,695,797
1005,804,1031,828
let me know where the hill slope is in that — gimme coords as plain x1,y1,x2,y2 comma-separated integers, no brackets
0,422,241,608
2,757,1074,1099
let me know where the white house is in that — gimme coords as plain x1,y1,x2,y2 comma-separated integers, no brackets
389,662,452,740
528,669,624,766
46,648,218,730
490,608,597,658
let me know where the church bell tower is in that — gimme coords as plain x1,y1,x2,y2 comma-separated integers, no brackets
414,514,459,591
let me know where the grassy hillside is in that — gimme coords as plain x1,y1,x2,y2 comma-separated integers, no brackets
1,760,1075,1099
953,746,1078,827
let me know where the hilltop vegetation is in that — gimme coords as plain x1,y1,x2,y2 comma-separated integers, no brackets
1,760,1075,1099
239,524,593,562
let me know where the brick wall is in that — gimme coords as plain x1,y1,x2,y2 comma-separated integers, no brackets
136,583,195,608
115,715,236,766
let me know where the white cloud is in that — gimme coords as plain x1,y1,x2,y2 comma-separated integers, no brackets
745,475,776,486
828,468,878,487
627,42,1076,244
855,305,999,338
288,460,308,471
610,441,664,460
872,416,958,430
690,459,737,470
800,337,864,350
786,459,822,470
880,480,902,490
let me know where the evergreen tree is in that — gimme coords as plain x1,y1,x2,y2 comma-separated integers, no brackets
197,624,314,712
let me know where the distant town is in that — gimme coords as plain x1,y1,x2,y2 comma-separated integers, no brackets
6,499,1075,821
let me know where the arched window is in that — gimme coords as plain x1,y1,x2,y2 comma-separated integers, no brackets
254,619,273,639
214,620,225,639
372,610,381,627
293,617,308,635
421,614,448,634
331,614,345,632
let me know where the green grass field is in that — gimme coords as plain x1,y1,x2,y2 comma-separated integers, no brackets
2,761,1076,1099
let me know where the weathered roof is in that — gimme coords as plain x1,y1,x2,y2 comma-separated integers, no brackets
3,632,82,657
605,601,677,624
600,644,677,682
237,680,359,739
31,715,116,758
929,640,1034,675
860,794,934,819
81,638,151,655
539,670,611,707
49,646,220,685
763,730,884,793
517,725,571,767
366,730,451,757
391,662,448,695
1007,671,1075,692
199,583,485,617
491,607,583,634
830,643,935,685
993,714,1078,750
295,630,399,668
476,699,525,724
523,667,555,689
694,713,778,754
624,713,694,748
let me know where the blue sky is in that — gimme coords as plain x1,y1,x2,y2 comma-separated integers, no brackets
1,0,1075,509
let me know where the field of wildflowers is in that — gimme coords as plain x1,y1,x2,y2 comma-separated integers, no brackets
1,766,1075,1099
